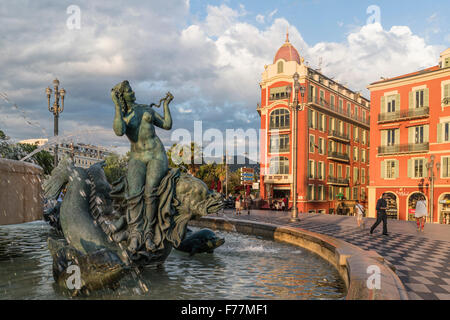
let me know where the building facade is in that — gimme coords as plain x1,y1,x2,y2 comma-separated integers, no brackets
367,48,450,224
258,33,370,214
20,139,110,168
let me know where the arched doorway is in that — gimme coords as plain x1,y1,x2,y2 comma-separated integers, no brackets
385,192,398,220
407,192,427,221
438,193,450,224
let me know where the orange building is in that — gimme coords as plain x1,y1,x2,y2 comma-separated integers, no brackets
258,33,370,214
367,48,450,224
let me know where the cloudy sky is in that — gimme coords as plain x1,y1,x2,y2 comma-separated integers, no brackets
0,0,449,158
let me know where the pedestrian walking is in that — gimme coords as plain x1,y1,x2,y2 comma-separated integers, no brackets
283,196,289,211
415,195,427,232
370,193,389,236
235,194,241,216
354,200,366,229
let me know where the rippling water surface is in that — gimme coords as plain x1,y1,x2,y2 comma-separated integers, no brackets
0,221,345,300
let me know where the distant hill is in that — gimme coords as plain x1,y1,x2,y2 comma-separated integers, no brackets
203,155,259,175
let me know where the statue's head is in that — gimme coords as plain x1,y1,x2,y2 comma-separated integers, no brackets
112,80,135,113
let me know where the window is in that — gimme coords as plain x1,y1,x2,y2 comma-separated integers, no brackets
330,95,335,108
277,61,284,73
353,146,358,161
354,106,358,118
308,160,315,179
320,90,325,106
387,129,396,146
269,157,289,174
309,135,315,153
346,166,350,181
353,167,359,183
387,95,396,112
444,84,450,106
337,165,342,178
269,87,289,101
308,185,314,200
362,130,367,145
329,186,334,201
339,99,343,112
361,149,366,163
318,113,324,131
269,109,290,129
442,157,450,178
352,187,358,200
361,168,366,184
415,126,424,144
309,85,315,102
354,126,359,142
413,158,425,178
329,163,334,177
383,160,398,179
446,123,450,142
318,162,324,180
318,185,325,201
270,134,289,153
361,187,366,201
415,90,425,108
318,137,325,155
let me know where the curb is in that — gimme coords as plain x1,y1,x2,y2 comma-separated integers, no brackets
189,216,409,300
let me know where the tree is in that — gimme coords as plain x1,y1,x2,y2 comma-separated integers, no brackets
167,142,203,174
103,152,128,184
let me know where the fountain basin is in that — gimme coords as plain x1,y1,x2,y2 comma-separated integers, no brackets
189,216,409,300
0,159,43,225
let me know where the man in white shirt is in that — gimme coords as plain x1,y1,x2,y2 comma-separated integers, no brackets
355,199,366,229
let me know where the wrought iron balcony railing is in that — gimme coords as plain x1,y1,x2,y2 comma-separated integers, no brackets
378,142,429,155
328,130,350,142
308,96,370,125
378,107,429,123
327,176,349,186
327,151,350,162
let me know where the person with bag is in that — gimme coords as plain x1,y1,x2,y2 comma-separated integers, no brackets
354,199,366,229
414,195,427,232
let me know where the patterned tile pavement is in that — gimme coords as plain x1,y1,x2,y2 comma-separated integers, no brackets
217,209,450,300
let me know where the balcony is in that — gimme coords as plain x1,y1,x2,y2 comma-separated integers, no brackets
308,96,370,126
378,107,429,124
378,143,429,155
328,130,350,143
327,176,349,186
327,151,350,162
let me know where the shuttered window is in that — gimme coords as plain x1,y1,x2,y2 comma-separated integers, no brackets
442,157,450,178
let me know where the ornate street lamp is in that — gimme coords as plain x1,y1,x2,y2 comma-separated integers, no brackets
46,78,66,167
286,72,306,222
426,155,440,223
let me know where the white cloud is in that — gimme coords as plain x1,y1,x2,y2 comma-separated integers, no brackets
256,14,265,24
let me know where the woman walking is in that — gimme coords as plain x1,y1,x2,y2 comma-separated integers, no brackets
235,194,241,216
415,195,427,232
354,200,366,229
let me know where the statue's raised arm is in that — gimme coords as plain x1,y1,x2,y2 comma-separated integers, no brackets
152,92,173,130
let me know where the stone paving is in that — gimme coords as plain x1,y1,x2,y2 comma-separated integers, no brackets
216,209,450,300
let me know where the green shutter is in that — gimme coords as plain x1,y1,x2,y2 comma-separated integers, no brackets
424,125,429,143
381,130,387,146
423,159,428,178
396,94,400,110
424,88,429,107
408,127,414,144
407,159,413,178
395,160,399,178
409,91,414,109
381,96,386,113
381,161,385,179
308,109,312,127
437,123,443,143
445,84,450,99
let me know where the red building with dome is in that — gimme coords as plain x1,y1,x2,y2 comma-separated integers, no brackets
258,32,370,214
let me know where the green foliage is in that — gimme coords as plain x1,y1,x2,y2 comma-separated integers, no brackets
103,152,128,184
0,130,54,175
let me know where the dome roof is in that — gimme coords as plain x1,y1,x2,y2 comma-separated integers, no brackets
273,31,301,64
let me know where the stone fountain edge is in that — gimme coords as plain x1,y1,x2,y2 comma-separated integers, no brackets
189,216,409,301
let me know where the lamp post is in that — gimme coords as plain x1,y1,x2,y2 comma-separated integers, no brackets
286,72,306,222
426,155,440,223
46,78,66,167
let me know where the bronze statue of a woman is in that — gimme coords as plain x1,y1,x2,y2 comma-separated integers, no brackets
111,81,173,254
